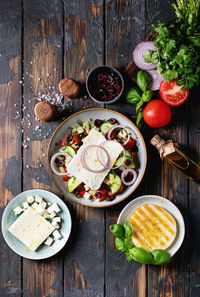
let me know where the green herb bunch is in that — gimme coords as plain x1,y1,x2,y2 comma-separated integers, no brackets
110,221,171,265
126,70,152,127
145,0,200,89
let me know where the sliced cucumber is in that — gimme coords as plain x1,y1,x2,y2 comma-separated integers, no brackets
109,173,122,194
100,122,114,135
68,177,82,192
77,126,84,134
115,156,135,170
125,149,132,158
59,145,76,157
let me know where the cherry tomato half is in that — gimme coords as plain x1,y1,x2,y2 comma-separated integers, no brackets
143,99,172,127
123,137,136,150
159,79,189,106
62,175,71,182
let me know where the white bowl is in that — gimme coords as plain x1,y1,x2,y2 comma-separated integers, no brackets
117,195,185,256
48,108,147,207
1,189,72,260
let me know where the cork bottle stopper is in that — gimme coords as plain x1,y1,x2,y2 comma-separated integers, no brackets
150,135,176,158
59,77,79,98
34,101,54,122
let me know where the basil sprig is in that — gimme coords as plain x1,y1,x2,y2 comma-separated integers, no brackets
110,221,171,265
126,70,153,128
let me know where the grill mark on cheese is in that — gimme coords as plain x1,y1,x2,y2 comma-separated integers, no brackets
154,205,175,224
143,205,175,235
130,217,151,250
135,208,170,245
130,217,160,249
132,229,149,250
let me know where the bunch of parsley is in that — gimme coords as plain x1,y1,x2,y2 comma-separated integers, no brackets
145,0,200,89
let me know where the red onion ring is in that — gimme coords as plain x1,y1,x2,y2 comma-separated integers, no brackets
50,152,72,176
147,70,164,90
133,41,157,70
121,168,137,186
81,145,110,173
97,140,125,169
107,124,137,146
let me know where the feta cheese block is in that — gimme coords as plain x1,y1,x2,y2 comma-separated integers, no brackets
9,207,55,251
67,128,123,190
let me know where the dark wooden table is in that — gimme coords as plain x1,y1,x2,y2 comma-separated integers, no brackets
1,0,200,296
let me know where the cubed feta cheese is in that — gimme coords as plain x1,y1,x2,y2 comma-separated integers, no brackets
35,195,43,203
23,202,29,209
84,185,90,191
118,129,127,139
13,206,23,215
53,217,61,223
53,230,62,240
77,126,84,134
43,210,50,219
44,236,54,246
40,201,47,209
49,211,56,219
32,202,44,215
51,221,60,229
83,192,91,199
47,202,61,214
27,196,34,204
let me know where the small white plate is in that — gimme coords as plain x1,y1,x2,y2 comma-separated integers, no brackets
1,189,72,260
117,195,185,256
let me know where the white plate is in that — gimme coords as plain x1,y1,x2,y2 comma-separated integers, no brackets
48,108,147,208
1,189,72,260
117,195,185,256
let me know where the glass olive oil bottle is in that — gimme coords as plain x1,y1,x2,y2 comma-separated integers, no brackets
151,135,200,184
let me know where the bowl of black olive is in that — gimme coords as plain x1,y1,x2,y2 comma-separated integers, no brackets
86,66,124,104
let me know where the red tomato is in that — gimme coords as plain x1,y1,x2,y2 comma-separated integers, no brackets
143,100,172,127
59,136,67,147
131,152,136,158
159,79,189,106
123,137,136,150
118,184,125,194
72,133,79,143
80,191,86,197
62,175,70,182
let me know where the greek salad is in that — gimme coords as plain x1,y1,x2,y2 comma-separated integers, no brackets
50,118,138,202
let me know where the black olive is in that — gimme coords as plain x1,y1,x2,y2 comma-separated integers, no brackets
94,119,103,127
58,160,65,166
132,145,138,152
125,159,132,166
108,118,118,124
95,192,102,198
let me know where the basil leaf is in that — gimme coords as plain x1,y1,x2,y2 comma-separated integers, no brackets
129,247,154,264
115,237,126,252
110,224,125,238
137,70,150,92
124,238,134,250
125,249,134,262
136,111,143,128
126,87,141,104
123,221,133,239
142,90,153,102
136,100,143,113
151,249,171,265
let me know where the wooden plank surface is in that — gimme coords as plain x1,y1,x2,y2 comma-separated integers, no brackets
0,0,199,296
63,1,105,297
0,1,22,296
22,1,64,296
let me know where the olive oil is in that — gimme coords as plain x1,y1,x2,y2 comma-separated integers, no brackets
151,135,200,184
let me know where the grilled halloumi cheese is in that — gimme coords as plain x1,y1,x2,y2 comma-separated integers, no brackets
129,204,177,251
